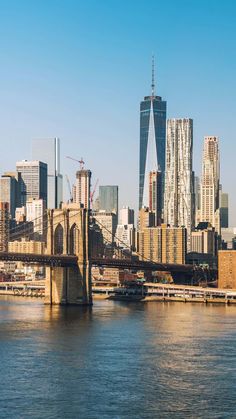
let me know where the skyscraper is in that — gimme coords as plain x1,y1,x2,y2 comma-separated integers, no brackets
149,170,162,225
219,186,229,228
32,138,63,209
99,185,118,215
16,160,48,207
200,136,220,233
0,172,21,219
139,57,167,209
73,169,91,209
194,175,201,227
164,118,194,250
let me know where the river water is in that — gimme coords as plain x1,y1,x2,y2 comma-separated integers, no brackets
1,297,236,418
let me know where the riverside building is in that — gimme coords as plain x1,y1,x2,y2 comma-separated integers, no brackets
218,250,236,289
138,224,186,265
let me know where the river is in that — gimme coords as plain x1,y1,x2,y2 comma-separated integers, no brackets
0,297,236,418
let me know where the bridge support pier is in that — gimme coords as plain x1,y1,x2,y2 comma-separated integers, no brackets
45,205,92,305
45,262,92,305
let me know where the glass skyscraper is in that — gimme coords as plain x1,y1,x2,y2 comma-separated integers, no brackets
32,138,63,209
16,160,48,206
139,62,167,209
99,185,118,214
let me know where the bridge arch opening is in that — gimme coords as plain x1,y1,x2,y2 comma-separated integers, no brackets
54,224,64,254
70,223,79,255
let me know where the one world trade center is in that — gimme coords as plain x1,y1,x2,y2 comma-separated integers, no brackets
139,58,167,211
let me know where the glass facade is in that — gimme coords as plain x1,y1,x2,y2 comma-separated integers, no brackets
139,95,166,209
0,174,21,219
99,186,118,214
32,138,63,209
16,161,48,207
220,191,229,228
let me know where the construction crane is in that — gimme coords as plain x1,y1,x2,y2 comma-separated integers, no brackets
65,175,73,203
90,178,99,206
66,156,85,170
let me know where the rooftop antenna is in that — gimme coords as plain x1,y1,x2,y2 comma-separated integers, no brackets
151,54,155,97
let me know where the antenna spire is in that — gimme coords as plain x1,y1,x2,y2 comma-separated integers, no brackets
151,54,155,97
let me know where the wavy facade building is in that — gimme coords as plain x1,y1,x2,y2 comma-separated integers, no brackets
164,118,194,250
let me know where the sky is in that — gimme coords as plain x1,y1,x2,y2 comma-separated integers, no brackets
0,0,235,223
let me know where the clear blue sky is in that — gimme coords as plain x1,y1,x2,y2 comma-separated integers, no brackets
0,0,235,223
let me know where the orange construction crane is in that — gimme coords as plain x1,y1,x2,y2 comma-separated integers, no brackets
65,175,73,203
66,156,85,170
90,178,99,205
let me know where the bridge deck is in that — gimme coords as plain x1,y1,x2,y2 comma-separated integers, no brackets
0,252,205,273
0,252,78,267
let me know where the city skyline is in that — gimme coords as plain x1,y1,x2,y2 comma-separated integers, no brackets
0,1,235,223
1,4,236,419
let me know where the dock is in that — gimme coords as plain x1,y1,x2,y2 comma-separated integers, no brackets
93,282,236,304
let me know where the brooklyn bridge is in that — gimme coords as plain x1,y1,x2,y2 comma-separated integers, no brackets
0,205,210,305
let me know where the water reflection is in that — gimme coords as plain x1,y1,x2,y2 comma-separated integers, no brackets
1,297,236,418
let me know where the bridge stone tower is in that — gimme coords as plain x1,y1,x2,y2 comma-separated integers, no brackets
44,204,92,305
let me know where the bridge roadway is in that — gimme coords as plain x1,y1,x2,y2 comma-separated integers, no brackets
91,257,195,273
0,252,78,267
0,252,197,273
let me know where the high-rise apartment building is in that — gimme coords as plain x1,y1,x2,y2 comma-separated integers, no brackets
218,250,236,289
200,136,220,233
139,58,167,209
138,224,186,264
16,160,48,207
99,185,118,214
164,118,194,249
32,138,63,209
0,202,10,252
73,169,91,209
